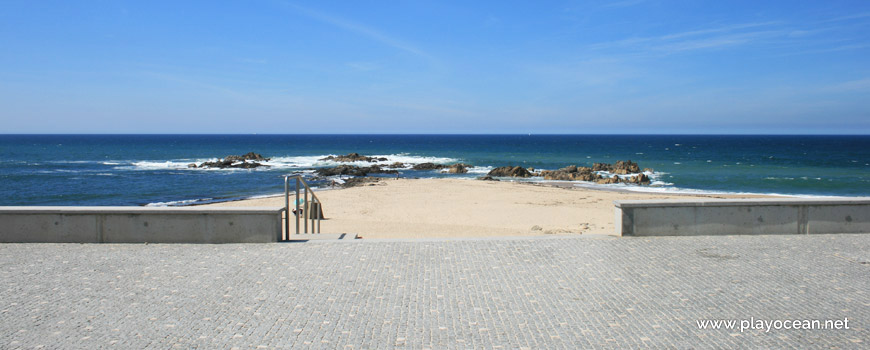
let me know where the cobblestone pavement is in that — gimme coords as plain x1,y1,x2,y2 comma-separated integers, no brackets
1,234,868,349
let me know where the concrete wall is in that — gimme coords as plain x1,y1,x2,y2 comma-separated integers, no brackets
0,206,284,243
615,198,870,236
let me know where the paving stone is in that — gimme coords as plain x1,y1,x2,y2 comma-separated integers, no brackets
0,234,867,348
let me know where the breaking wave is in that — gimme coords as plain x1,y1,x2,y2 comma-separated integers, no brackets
117,154,462,171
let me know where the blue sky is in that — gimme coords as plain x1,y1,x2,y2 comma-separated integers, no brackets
1,1,868,134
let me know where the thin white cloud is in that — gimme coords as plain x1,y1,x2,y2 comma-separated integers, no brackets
280,2,434,60
822,78,870,92
601,0,647,8
824,12,870,23
346,62,380,71
659,21,780,40
586,22,788,55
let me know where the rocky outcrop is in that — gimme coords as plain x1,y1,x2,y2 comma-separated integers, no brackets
320,153,387,163
487,166,532,178
539,165,601,181
596,176,619,184
315,164,399,176
387,162,406,169
315,165,398,177
446,163,472,174
364,165,399,175
477,175,499,181
626,173,651,185
592,160,640,174
226,152,270,162
315,165,368,177
191,152,271,169
342,177,383,188
412,163,445,170
592,163,611,172
612,160,640,175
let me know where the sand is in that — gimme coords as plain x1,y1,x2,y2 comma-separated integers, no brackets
204,178,773,239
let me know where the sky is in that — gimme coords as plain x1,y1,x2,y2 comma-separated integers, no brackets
1,0,869,134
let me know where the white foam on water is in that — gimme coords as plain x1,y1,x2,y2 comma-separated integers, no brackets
145,198,214,207
246,193,284,200
227,154,460,170
123,160,204,171
48,160,102,164
434,165,492,175
121,159,278,171
569,181,851,198
109,153,466,172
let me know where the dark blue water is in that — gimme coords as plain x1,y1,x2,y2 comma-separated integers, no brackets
1,135,868,206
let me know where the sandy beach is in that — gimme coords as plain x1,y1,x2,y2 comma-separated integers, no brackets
205,178,772,239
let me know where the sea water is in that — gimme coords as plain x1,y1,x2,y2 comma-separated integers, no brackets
1,134,868,206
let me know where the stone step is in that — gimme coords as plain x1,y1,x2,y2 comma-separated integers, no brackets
284,233,358,241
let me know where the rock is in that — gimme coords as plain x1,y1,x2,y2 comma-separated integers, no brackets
612,160,640,174
592,163,611,172
574,172,600,181
315,165,398,177
531,225,543,231
320,153,381,162
412,163,445,170
477,176,499,181
627,173,651,185
361,165,399,175
342,177,382,188
386,162,406,169
596,176,619,184
234,162,267,168
446,163,471,174
539,165,600,181
643,168,654,173
226,152,270,162
487,166,532,178
198,159,268,169
539,170,573,181
315,165,368,177
194,152,271,169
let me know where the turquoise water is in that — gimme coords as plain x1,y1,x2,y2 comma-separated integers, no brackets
1,134,868,206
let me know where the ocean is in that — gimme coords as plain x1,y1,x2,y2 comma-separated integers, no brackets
1,134,868,206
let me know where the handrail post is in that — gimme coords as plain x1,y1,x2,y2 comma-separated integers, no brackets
283,176,289,241
316,199,321,233
284,175,324,235
295,177,300,235
304,185,309,233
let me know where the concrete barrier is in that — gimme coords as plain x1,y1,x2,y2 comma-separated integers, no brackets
0,206,284,243
615,198,870,236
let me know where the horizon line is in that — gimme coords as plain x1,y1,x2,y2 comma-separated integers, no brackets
1,133,869,136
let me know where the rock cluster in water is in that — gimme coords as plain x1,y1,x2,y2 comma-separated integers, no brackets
191,152,654,187
485,160,651,185
487,166,533,178
410,163,472,174
189,152,271,169
315,164,398,177
320,153,388,163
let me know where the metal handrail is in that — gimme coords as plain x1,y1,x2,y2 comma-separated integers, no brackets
283,175,323,239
